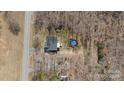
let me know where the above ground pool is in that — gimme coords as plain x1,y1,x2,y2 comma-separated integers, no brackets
69,39,78,47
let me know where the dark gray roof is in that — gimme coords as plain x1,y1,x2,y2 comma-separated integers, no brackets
45,36,57,52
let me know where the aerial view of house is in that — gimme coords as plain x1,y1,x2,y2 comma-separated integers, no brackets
0,11,124,81
29,11,124,81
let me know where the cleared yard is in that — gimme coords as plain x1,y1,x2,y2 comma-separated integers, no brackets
0,12,24,80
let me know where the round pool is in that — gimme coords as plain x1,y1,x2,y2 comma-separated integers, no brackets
69,39,78,47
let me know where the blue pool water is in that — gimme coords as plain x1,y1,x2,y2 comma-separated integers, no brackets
69,39,78,47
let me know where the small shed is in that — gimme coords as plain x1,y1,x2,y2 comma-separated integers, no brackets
60,76,68,81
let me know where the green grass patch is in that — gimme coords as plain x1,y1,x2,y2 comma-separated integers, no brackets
96,42,104,61
50,70,60,81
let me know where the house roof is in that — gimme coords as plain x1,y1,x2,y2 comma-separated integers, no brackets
45,36,57,51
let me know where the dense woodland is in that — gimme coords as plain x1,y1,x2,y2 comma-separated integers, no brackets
32,12,124,80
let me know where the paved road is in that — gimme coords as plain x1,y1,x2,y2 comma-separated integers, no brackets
21,11,32,80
